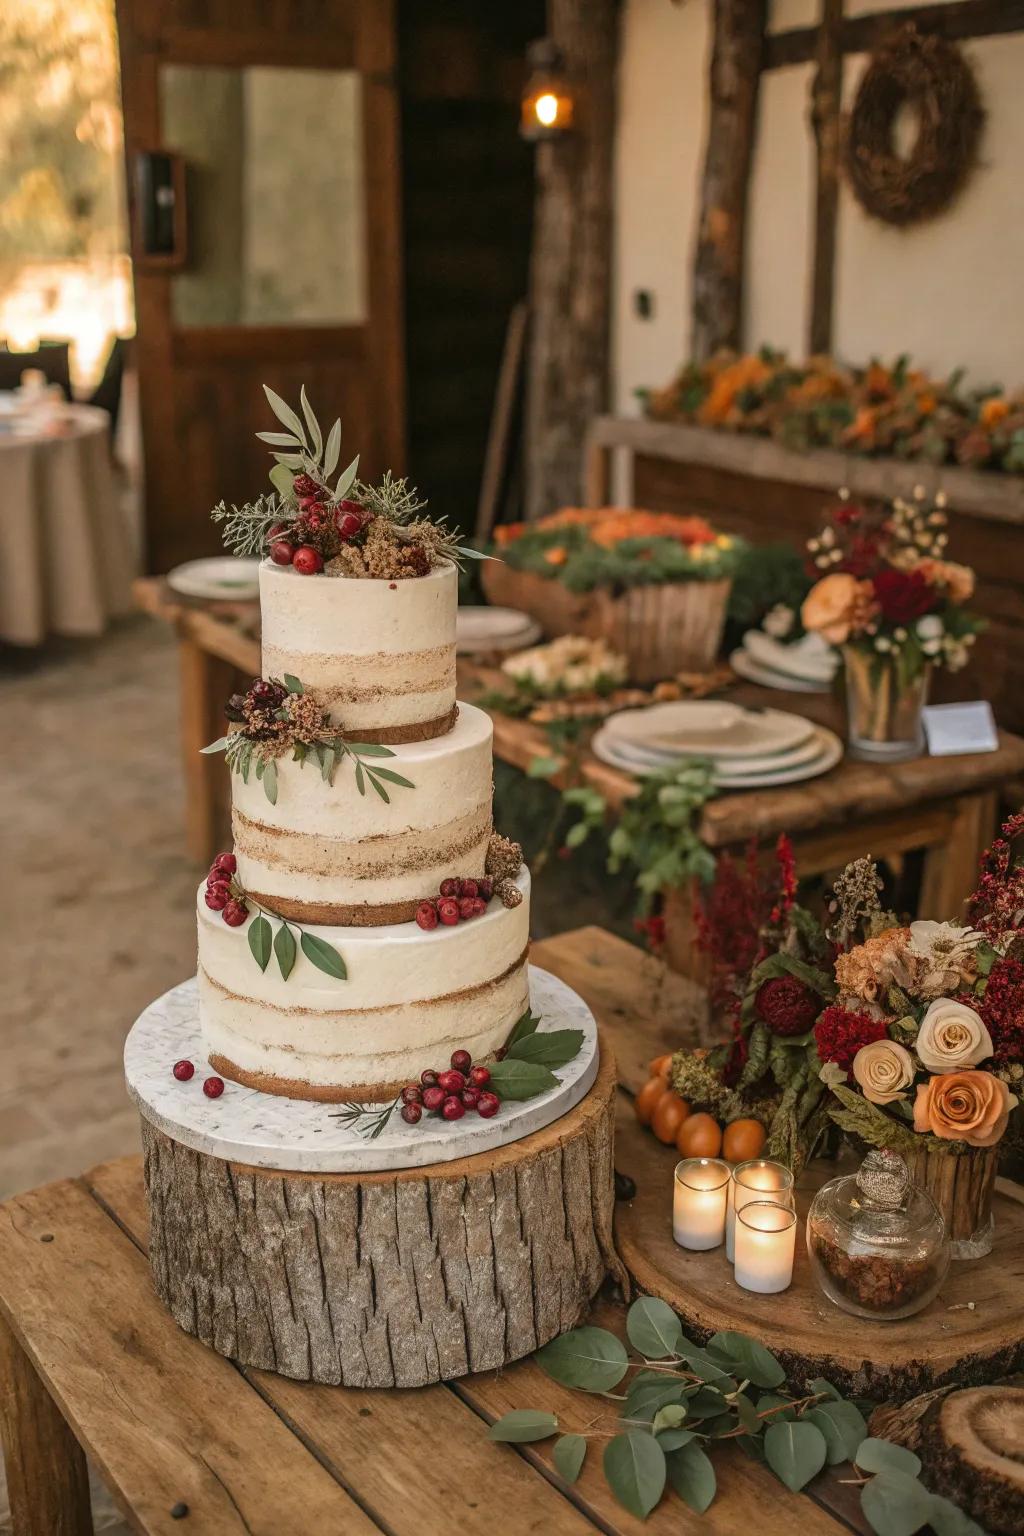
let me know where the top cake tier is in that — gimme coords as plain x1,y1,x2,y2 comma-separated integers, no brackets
259,559,458,743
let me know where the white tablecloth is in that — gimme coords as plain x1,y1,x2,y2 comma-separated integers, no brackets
0,405,136,645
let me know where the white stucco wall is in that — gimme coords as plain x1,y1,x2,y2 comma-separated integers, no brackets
613,0,1024,410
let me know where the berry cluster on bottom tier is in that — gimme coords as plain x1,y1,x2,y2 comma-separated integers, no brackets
203,852,249,928
416,875,494,930
398,1049,500,1123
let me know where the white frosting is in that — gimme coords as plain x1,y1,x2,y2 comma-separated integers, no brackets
259,560,457,730
231,702,494,913
197,870,531,1091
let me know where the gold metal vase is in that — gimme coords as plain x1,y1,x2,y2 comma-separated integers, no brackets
843,646,932,762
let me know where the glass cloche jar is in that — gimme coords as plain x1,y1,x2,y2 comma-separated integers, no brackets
806,1148,950,1320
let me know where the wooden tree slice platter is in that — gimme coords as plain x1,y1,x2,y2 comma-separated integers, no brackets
613,1108,1024,1402
141,1039,624,1389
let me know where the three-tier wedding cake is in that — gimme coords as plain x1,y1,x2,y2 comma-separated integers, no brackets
196,390,532,1102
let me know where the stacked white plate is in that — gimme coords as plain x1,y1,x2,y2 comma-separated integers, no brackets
730,629,837,694
167,557,262,601
591,700,842,789
456,606,542,655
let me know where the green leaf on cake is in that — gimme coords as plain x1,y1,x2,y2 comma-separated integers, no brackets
283,674,304,694
273,921,297,981
255,430,301,448
263,384,307,444
200,736,229,754
354,762,365,795
299,384,322,458
336,454,359,499
300,931,347,980
346,743,397,757
507,1028,584,1069
487,1057,559,1101
271,451,306,470
248,913,272,972
367,774,391,804
269,463,295,501
323,419,341,478
262,758,278,805
506,1007,542,1048
368,767,415,789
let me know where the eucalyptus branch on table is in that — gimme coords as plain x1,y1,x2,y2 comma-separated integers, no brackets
487,1298,983,1533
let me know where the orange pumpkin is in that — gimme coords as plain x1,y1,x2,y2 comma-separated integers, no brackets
634,1076,668,1126
677,1113,723,1160
651,1091,690,1146
649,1053,673,1083
723,1118,767,1164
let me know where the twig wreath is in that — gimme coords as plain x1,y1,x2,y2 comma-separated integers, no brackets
844,25,984,227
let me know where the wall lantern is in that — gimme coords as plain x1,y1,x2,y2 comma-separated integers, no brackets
520,39,574,142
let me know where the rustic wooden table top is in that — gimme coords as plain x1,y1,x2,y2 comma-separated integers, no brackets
133,575,1024,850
0,927,870,1536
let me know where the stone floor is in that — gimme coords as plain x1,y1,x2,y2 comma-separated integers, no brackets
1,617,197,1534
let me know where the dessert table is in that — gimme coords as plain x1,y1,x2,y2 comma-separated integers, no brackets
0,927,871,1536
0,404,135,646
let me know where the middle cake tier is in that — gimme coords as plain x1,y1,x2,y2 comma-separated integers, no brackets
232,701,493,925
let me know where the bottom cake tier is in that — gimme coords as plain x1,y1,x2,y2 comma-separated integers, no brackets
196,869,531,1100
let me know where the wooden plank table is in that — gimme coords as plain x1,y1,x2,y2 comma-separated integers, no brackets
0,928,868,1536
134,576,1024,975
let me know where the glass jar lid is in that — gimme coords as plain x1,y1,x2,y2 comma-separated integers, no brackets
809,1148,945,1255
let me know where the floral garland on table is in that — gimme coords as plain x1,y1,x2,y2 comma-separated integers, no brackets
202,674,413,806
211,385,488,579
644,347,1024,474
493,508,745,592
801,486,983,683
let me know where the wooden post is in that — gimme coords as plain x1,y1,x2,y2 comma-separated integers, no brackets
0,1311,93,1536
808,0,844,355
691,0,767,360
524,0,618,520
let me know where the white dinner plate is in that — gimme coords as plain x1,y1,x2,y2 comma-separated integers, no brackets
730,649,833,695
600,726,829,777
167,557,262,602
592,724,843,789
457,606,537,642
742,629,837,683
607,701,816,760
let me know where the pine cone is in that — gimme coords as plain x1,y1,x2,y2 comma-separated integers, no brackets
486,833,523,881
495,877,523,909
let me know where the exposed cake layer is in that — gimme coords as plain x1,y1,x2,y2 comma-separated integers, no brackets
197,870,531,1099
232,701,493,924
260,559,457,739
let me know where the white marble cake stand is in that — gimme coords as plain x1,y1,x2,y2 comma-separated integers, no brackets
124,965,599,1174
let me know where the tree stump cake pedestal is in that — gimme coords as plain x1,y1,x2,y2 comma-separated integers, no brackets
125,969,622,1387
613,1111,1024,1403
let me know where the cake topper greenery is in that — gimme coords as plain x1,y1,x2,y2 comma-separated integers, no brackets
201,674,414,806
211,385,488,579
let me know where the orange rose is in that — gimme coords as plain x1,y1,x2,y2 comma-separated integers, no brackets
914,558,975,604
913,1071,1016,1148
980,397,1010,429
801,573,874,645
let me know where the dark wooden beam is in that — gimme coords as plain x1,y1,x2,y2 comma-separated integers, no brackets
524,0,618,519
808,0,843,356
765,0,1024,69
691,0,768,360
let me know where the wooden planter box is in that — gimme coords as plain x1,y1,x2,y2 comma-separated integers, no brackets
482,560,731,683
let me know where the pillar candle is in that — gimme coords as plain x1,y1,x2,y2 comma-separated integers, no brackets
734,1200,797,1294
726,1160,794,1263
673,1158,730,1251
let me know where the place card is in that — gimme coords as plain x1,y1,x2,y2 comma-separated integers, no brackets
922,702,998,757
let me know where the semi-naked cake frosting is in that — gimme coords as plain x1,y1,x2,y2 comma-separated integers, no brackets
198,551,533,1101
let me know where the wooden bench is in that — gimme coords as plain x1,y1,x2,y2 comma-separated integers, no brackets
0,928,871,1536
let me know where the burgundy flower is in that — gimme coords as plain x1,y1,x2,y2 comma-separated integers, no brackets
872,567,938,625
976,958,1024,1065
814,1006,889,1075
755,975,820,1037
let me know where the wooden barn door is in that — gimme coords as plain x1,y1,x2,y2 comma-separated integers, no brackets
116,0,404,572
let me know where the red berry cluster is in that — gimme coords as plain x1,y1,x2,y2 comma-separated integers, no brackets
399,1050,499,1125
172,1060,225,1098
415,875,494,931
203,852,249,928
268,476,372,576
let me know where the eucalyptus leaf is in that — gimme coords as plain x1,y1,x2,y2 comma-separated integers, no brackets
807,1377,842,1401
200,736,229,754
677,1345,736,1392
926,1495,986,1536
355,762,365,796
764,1419,827,1492
505,1008,541,1047
655,1427,694,1454
603,1431,665,1520
283,674,304,694
299,931,347,980
273,922,296,981
300,384,322,458
626,1296,684,1360
367,766,415,789
487,1410,558,1444
262,758,278,805
756,1392,796,1423
666,1441,716,1514
804,1399,867,1465
651,1404,690,1436
623,1379,687,1423
336,454,359,499
323,419,341,478
552,1434,587,1484
255,430,301,447
534,1327,629,1393
854,1439,922,1479
860,1470,934,1536
686,1388,728,1419
507,1029,585,1071
367,773,390,803
487,1057,559,1101
706,1332,785,1389
271,451,306,470
263,384,307,444
345,742,397,758
734,1394,761,1435
247,913,272,972
269,463,295,500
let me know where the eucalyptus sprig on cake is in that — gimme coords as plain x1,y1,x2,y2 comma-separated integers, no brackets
203,852,346,982
211,384,489,578
201,674,414,805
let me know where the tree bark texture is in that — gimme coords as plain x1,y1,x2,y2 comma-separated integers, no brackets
524,0,618,520
691,0,768,360
808,0,843,355
142,1054,623,1388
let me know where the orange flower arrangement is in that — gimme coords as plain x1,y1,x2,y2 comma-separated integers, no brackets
913,1070,1016,1148
587,510,717,549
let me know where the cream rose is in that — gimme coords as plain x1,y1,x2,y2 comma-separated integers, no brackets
801,574,863,645
852,1039,915,1105
916,998,992,1073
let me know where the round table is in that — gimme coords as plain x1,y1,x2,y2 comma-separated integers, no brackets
0,403,135,645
